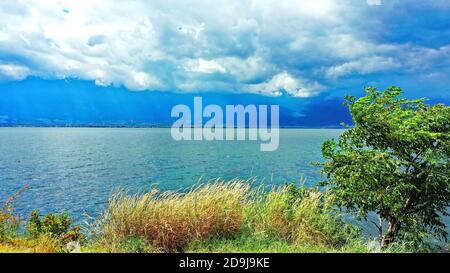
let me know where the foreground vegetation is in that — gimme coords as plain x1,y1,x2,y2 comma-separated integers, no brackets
0,179,414,253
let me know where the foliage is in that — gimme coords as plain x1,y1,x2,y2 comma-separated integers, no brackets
1,178,436,253
27,210,85,244
319,86,450,247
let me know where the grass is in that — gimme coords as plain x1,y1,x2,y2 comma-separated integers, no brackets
89,179,368,253
0,179,415,253
0,234,62,253
186,234,369,253
100,179,250,252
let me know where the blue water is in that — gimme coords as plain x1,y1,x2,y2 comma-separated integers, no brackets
0,127,342,223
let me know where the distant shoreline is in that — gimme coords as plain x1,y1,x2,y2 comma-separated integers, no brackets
0,124,346,129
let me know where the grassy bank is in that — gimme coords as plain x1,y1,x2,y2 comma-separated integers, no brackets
0,179,414,253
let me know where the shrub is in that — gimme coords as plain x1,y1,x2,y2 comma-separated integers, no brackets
27,210,85,244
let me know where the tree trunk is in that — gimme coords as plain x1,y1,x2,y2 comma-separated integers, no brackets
380,219,399,248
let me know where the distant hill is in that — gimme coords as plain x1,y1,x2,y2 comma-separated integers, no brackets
1,78,447,128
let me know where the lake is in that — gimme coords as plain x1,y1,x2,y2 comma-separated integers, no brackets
0,127,342,223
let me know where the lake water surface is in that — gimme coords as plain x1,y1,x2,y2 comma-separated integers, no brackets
0,127,344,223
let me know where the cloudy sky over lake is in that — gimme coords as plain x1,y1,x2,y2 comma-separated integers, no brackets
0,0,449,125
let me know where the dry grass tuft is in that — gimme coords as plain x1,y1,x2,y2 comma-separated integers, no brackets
101,179,252,252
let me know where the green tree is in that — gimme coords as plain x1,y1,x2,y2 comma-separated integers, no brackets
319,86,450,248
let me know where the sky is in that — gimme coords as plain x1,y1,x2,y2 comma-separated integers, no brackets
0,0,449,126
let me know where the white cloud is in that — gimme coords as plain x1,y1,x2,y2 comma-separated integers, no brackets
0,63,30,81
0,0,349,95
0,0,447,97
246,72,325,97
325,56,399,79
402,45,450,72
182,58,227,74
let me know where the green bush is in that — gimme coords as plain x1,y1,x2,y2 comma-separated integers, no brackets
27,210,85,244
